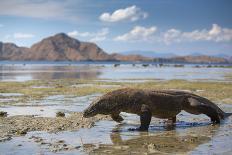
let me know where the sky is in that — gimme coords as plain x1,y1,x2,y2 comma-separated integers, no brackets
0,0,231,56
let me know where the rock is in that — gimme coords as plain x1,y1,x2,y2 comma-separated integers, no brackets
142,64,149,67
0,111,7,117
57,140,65,143
56,112,65,117
16,128,28,135
114,64,120,67
75,146,81,149
63,144,68,147
0,136,12,142
40,142,51,145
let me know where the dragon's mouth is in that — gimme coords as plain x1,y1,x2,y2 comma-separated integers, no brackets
83,108,95,117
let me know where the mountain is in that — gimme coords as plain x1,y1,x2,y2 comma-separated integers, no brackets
167,55,229,64
111,53,152,61
210,54,232,62
0,42,30,60
0,33,152,61
0,33,116,61
120,50,177,58
188,52,232,59
29,33,112,61
0,33,231,63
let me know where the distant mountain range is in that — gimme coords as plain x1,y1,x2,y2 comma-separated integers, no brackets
0,33,151,62
120,50,177,58
121,51,232,61
187,52,232,60
0,33,231,63
120,51,232,63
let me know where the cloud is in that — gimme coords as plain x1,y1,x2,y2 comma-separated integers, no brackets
0,24,4,27
99,5,148,22
113,24,232,44
163,29,182,44
0,0,79,21
68,28,109,42
163,24,232,44
68,31,91,38
90,36,106,42
209,24,221,35
114,26,157,42
13,33,35,39
2,32,35,42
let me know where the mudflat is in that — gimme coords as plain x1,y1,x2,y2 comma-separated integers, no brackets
0,79,232,154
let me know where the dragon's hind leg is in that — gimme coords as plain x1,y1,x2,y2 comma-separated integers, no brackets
197,105,220,123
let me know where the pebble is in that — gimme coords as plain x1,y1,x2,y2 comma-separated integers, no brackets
16,128,28,135
57,140,65,143
0,136,12,142
56,112,65,117
0,111,7,117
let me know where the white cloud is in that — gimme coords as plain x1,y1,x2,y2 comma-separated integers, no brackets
68,31,91,38
163,29,182,44
13,33,35,39
162,24,232,44
209,24,221,35
99,5,148,22
113,24,232,44
90,36,106,42
114,26,157,42
68,28,109,42
0,0,79,21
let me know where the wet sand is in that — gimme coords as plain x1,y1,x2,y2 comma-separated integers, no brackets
0,105,232,154
0,112,110,139
0,78,231,154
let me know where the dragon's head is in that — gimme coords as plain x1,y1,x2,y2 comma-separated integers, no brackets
83,97,109,118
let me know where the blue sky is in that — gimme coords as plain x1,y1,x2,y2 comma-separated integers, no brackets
0,0,231,55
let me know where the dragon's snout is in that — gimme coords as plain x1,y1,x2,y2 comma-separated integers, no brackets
83,97,106,118
83,108,96,118
82,111,88,118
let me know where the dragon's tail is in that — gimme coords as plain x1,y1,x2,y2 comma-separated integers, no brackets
184,94,225,122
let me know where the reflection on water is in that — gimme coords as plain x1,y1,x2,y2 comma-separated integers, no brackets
90,124,217,154
83,110,232,155
0,62,232,82
0,65,102,81
1,116,231,154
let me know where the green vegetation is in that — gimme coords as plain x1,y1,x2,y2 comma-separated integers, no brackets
0,79,231,105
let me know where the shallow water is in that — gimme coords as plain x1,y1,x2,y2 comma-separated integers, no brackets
0,61,232,154
0,92,232,154
0,111,232,154
0,62,231,82
0,94,101,117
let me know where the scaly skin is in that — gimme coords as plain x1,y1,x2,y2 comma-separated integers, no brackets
83,88,231,131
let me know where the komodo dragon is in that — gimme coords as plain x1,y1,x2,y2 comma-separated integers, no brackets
83,88,232,131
